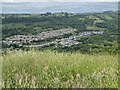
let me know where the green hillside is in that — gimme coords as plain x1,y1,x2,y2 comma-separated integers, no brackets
1,11,119,88
2,11,118,54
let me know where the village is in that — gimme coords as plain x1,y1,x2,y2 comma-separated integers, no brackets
2,28,104,48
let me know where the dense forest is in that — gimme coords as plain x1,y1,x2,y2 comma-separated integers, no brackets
2,11,118,54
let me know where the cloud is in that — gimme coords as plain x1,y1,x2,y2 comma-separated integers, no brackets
2,0,119,2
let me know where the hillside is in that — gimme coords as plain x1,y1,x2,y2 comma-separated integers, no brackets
2,11,118,53
1,11,119,88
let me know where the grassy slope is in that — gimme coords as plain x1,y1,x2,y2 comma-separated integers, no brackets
2,50,118,88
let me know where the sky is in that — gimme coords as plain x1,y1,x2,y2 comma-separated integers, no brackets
2,0,119,2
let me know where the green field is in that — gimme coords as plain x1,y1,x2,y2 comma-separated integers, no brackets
2,50,118,88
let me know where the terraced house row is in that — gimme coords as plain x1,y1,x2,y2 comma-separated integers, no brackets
4,28,76,45
2,28,104,48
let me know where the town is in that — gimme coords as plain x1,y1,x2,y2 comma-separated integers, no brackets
2,28,104,49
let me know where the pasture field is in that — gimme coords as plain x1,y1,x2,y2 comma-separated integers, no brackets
2,50,118,88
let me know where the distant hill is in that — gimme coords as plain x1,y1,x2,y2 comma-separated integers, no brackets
2,11,118,53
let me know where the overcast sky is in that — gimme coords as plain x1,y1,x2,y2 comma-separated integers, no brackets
2,0,119,2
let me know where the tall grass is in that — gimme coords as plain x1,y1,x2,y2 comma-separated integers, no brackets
0,54,2,89
2,50,118,88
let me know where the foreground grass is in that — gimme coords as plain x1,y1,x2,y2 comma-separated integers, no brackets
2,50,118,88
